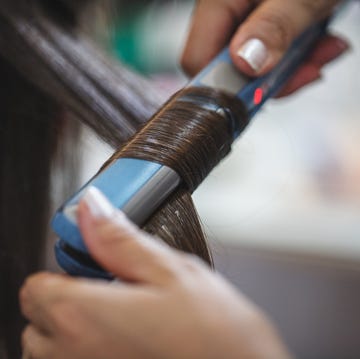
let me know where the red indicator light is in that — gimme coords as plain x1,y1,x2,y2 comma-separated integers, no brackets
254,88,263,105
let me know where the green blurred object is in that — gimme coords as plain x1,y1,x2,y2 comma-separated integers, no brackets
110,1,194,75
110,4,147,73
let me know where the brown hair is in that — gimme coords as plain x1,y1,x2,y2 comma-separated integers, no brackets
0,1,247,357
106,86,248,264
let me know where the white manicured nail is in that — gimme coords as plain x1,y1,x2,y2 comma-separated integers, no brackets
237,38,268,72
82,186,115,219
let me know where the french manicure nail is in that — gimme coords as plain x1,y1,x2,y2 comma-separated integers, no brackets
237,38,268,73
82,186,115,219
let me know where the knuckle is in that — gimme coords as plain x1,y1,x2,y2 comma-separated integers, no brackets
256,10,296,49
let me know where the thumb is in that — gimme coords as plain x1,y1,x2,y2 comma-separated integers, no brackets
77,186,182,285
230,0,339,75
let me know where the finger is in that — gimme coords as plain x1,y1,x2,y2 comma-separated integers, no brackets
22,325,53,359
20,273,74,334
181,0,254,76
20,273,145,353
78,186,184,285
275,63,321,97
276,34,349,97
229,0,340,75
306,34,349,66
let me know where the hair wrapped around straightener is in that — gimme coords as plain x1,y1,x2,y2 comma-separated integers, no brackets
100,87,248,266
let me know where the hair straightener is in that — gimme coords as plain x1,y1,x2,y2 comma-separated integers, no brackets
52,20,329,279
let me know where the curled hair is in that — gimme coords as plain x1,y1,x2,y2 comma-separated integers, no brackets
105,87,248,264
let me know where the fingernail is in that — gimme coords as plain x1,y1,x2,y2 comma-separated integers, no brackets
82,186,115,219
335,37,349,52
237,38,268,73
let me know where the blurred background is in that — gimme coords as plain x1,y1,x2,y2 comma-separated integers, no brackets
78,1,360,357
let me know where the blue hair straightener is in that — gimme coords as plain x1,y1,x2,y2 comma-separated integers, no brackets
52,20,329,279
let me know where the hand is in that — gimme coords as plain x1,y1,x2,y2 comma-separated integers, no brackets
181,0,349,97
20,187,291,359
